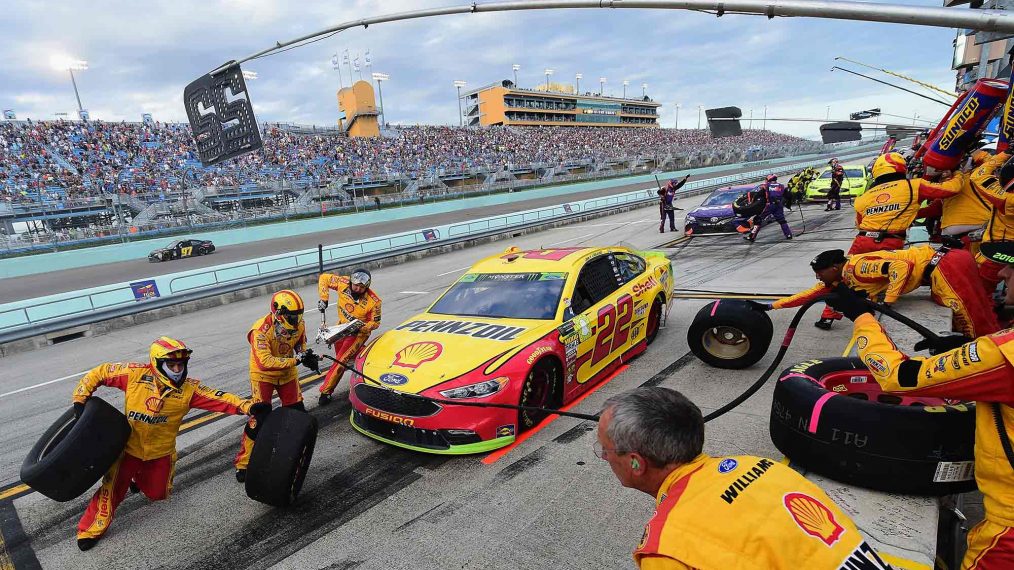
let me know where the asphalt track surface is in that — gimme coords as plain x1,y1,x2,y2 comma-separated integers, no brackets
0,152,851,303
0,189,896,569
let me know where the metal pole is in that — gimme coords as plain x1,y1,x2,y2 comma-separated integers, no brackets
599,79,604,94
514,68,518,86
749,108,753,129
68,68,84,112
576,76,580,93
377,79,385,126
763,105,767,130
675,106,679,129
697,106,702,129
211,1,1014,76
456,85,463,126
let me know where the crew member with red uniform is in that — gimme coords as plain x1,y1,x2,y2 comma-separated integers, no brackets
742,174,793,242
658,174,690,233
234,290,319,482
826,158,845,211
317,268,382,405
763,247,1000,338
826,244,1014,569
72,337,265,551
597,387,885,569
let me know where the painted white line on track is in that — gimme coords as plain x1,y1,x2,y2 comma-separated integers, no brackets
0,370,89,399
545,233,594,247
579,220,655,227
399,291,429,295
436,265,472,277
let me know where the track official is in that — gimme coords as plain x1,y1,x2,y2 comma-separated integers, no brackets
597,387,886,569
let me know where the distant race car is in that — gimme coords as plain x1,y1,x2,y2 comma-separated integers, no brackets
148,239,215,262
349,246,674,454
804,164,871,201
684,183,769,235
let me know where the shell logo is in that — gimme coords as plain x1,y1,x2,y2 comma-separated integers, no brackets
875,193,890,204
145,397,165,413
392,341,443,370
783,492,845,546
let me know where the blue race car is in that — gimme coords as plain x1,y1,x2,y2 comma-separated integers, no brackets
684,184,764,235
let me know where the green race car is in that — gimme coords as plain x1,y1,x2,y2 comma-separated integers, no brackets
805,164,871,202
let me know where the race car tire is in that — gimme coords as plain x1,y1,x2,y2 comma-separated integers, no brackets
732,200,764,219
770,357,976,496
518,359,561,432
245,407,318,507
645,295,663,346
20,398,131,502
687,300,772,369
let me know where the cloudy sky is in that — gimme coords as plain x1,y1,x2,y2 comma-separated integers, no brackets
1,0,969,138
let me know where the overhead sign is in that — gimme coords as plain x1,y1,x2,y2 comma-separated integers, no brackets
849,108,881,120
820,122,862,144
705,107,743,138
2,110,15,120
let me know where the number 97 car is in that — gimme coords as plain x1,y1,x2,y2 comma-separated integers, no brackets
349,246,674,454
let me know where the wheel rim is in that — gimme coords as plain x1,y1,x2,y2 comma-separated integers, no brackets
647,301,660,338
701,326,750,359
525,368,551,409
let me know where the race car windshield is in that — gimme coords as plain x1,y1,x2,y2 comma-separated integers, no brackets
820,169,864,179
701,189,747,206
429,272,567,320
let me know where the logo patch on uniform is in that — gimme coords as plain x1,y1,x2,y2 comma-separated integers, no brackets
496,424,516,437
864,354,890,375
875,193,890,204
934,356,947,373
783,492,845,546
856,336,868,350
145,397,164,413
392,341,443,370
967,342,980,363
718,458,738,473
379,373,409,386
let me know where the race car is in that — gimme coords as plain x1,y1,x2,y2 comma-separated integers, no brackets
804,164,871,201
349,246,674,454
147,239,215,262
684,183,769,235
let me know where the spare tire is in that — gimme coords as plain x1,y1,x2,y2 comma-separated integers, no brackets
245,407,318,507
732,195,764,218
687,300,773,369
21,398,131,502
770,357,976,496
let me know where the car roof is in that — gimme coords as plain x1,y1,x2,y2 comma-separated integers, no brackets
714,184,757,193
466,246,627,274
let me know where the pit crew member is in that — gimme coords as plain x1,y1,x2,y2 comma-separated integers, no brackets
317,268,382,405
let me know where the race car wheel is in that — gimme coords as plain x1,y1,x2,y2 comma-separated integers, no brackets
20,398,131,502
518,359,561,432
246,407,318,507
645,296,663,346
687,300,772,369
770,357,976,496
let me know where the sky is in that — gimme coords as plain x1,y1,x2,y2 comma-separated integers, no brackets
0,0,973,138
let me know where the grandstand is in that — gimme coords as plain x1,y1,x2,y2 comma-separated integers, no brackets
1,119,823,253
461,81,661,127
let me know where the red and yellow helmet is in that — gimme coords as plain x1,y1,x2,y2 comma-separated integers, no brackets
149,336,192,388
871,152,907,179
270,289,304,332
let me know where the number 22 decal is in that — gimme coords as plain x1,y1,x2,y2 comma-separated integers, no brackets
591,294,633,366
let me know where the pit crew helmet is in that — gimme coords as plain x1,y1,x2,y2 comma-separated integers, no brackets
349,269,372,296
270,289,304,333
150,336,193,388
765,174,778,183
871,152,908,179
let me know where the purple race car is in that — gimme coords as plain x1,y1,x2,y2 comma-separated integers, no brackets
684,183,770,235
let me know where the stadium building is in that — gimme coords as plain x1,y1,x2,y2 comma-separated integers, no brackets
460,81,660,127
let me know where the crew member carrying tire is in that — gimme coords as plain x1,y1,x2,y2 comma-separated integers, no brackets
72,337,267,551
826,158,845,212
317,268,382,405
826,255,1014,569
743,175,793,242
759,247,1001,337
234,290,320,483
658,174,690,233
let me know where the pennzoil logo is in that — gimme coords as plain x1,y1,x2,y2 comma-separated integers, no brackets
392,341,443,370
864,354,890,375
938,97,980,151
365,407,415,426
127,411,169,425
783,492,845,546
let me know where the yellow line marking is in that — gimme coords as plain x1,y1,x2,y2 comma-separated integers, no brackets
0,526,14,570
841,337,857,357
0,485,29,502
877,552,931,570
661,235,692,248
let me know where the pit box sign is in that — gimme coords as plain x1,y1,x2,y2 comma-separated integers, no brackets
130,280,161,301
422,229,439,242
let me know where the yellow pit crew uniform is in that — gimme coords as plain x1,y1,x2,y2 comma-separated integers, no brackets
971,153,1014,292
850,174,963,253
318,273,382,395
852,316,1014,569
772,245,1000,338
73,362,252,540
634,454,886,570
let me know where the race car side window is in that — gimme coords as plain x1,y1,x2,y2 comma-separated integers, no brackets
613,254,645,285
571,255,621,314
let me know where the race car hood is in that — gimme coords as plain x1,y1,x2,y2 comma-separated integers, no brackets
360,314,558,394
687,205,734,218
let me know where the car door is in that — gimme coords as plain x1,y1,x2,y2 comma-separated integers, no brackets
179,240,194,258
566,253,630,385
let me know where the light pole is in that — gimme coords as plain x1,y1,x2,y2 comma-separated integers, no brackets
622,80,629,99
512,63,520,87
763,105,767,131
575,73,582,94
51,55,88,115
912,112,919,125
675,103,680,129
599,77,606,96
331,53,344,90
826,105,831,120
749,108,753,129
697,105,704,130
372,72,389,126
544,68,554,91
642,83,647,98
453,80,466,126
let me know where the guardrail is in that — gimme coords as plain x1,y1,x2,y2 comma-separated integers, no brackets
0,149,873,344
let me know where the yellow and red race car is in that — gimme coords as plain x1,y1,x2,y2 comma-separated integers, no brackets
349,246,674,454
